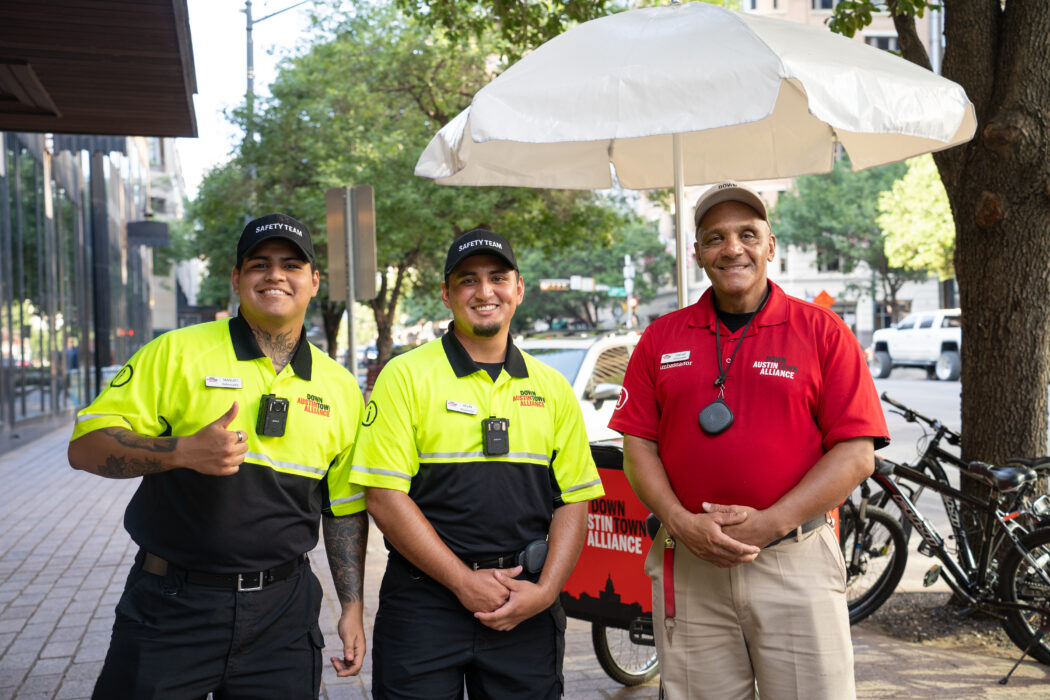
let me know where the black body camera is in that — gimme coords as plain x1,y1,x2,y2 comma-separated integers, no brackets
256,394,289,437
482,417,509,456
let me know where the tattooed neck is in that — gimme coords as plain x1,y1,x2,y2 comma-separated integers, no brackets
251,326,299,373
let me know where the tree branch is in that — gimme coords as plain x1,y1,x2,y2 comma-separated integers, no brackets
888,3,931,72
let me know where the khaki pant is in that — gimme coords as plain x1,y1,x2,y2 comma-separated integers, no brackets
645,525,855,700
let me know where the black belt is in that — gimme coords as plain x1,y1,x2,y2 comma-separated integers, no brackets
141,551,307,591
459,551,522,571
766,516,828,548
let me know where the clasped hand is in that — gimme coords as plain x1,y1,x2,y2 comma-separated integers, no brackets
453,565,552,631
474,569,553,632
666,503,764,568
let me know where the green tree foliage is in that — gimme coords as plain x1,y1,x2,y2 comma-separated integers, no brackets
394,0,740,61
877,155,955,282
513,215,673,331
392,0,612,61
770,157,923,322
189,2,622,363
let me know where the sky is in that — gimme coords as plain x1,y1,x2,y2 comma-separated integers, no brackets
177,0,314,199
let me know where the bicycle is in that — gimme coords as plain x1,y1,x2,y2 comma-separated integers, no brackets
839,393,966,624
872,393,1050,536
864,454,1050,676
840,477,909,624
841,393,1050,625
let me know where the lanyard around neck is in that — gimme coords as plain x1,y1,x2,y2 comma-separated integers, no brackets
713,289,770,388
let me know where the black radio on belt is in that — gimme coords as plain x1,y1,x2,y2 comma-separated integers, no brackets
482,416,509,456
256,394,289,437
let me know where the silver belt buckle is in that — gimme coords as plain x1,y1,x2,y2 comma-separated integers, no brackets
237,572,265,591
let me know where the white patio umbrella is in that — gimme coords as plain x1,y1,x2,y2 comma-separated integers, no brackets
415,1,976,308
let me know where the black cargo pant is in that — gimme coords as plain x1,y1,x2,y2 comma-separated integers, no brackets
372,552,566,700
92,551,324,700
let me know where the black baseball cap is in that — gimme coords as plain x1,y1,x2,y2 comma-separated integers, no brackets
444,229,518,278
236,213,315,267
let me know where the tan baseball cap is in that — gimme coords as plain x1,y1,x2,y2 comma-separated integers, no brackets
693,181,768,230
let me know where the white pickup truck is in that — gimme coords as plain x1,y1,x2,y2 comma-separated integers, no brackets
869,309,962,381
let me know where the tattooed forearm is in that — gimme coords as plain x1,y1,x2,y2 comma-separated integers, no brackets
324,512,369,604
101,427,178,453
97,454,166,478
88,428,175,478
251,327,299,374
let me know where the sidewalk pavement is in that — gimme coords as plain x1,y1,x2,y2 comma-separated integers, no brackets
2,426,1048,699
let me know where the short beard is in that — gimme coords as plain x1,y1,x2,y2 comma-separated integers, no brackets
470,321,502,338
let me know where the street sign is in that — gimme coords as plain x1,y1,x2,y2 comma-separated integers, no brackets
814,290,836,308
607,287,627,297
569,275,597,291
539,278,571,291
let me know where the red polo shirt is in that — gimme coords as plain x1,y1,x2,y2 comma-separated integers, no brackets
609,282,888,512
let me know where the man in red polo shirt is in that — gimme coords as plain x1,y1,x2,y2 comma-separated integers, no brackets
609,181,888,700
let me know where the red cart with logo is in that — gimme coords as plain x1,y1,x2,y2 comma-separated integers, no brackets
561,442,659,685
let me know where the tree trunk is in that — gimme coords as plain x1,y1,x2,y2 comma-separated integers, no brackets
898,2,1050,467
368,258,417,366
320,299,345,361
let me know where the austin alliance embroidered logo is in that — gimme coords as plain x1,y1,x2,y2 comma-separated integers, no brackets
298,393,331,417
513,390,546,408
753,355,798,379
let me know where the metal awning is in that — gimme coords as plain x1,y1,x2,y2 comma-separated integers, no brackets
0,0,197,137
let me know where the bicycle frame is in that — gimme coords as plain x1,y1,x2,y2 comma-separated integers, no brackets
870,460,1050,616
874,394,1049,544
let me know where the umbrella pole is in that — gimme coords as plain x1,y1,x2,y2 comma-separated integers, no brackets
673,133,689,309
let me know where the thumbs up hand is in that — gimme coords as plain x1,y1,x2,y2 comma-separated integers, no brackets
178,402,249,476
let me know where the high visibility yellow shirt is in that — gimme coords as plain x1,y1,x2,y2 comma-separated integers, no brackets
71,313,365,572
350,328,604,557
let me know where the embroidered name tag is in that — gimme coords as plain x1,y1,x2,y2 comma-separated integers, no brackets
660,351,691,364
446,400,478,415
205,376,243,389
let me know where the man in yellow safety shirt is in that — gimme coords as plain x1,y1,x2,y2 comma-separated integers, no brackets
68,213,369,698
351,228,604,699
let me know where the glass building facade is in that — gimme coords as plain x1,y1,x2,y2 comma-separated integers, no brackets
0,132,156,434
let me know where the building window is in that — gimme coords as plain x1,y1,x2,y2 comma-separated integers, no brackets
816,249,841,273
865,35,899,52
779,258,787,274
812,0,836,9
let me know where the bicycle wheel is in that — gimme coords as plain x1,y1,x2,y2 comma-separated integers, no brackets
591,623,660,686
840,503,908,625
997,526,1050,665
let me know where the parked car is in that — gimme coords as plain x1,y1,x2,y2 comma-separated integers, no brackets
869,308,962,381
517,330,640,442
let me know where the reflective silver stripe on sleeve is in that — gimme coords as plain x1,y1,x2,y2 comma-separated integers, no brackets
508,452,550,462
330,492,365,506
76,413,132,428
562,478,602,494
418,451,486,459
350,464,411,481
418,451,549,462
245,451,326,476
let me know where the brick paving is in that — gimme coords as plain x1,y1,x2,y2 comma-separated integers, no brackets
2,426,1049,699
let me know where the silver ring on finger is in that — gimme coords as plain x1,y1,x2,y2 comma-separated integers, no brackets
236,430,245,443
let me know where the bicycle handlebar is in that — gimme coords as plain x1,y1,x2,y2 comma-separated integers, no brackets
880,392,961,444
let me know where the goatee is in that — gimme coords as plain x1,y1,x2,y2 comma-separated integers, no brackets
471,321,501,338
